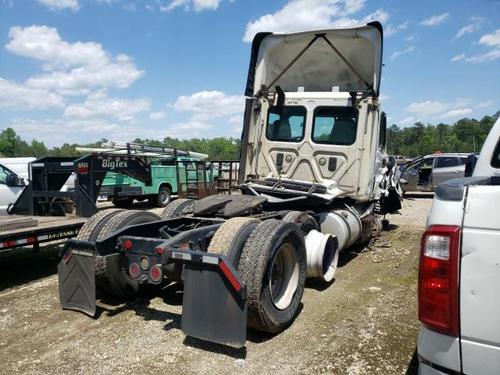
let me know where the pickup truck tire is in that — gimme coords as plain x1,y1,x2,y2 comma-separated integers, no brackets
238,219,306,334
76,208,124,241
150,185,171,208
94,210,161,299
161,198,194,219
208,217,260,266
112,198,134,209
282,211,318,235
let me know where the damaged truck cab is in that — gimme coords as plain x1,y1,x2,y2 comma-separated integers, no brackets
240,24,389,205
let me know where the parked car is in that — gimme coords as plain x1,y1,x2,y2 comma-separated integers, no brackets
0,162,26,215
400,153,470,193
417,118,500,374
0,157,35,180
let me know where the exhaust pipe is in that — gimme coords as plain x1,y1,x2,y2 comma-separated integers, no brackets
305,230,339,282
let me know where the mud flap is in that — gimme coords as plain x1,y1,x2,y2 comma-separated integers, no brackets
57,249,96,317
181,262,247,348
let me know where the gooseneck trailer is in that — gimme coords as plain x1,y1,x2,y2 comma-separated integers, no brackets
58,22,402,347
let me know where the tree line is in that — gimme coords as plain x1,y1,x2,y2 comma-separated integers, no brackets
0,111,497,160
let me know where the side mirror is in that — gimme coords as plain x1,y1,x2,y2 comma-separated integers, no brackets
5,173,19,187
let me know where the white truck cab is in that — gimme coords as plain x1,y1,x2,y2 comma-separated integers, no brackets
418,117,500,375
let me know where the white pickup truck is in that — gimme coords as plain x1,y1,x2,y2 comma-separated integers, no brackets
418,117,500,375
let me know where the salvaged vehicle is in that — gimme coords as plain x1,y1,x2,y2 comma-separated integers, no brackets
417,118,500,375
58,22,401,348
400,153,470,193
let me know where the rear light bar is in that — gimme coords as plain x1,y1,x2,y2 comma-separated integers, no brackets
418,225,460,336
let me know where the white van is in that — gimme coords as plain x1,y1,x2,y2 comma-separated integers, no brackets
0,162,27,215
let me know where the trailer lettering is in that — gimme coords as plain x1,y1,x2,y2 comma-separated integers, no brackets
102,159,128,170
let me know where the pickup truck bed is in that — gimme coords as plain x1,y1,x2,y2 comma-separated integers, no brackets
0,215,86,251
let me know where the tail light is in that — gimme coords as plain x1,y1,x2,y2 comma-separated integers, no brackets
418,225,460,336
129,263,140,279
149,265,163,283
123,239,133,251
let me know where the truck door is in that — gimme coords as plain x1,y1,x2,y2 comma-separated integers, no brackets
0,164,24,215
432,157,464,188
401,159,421,191
460,182,500,374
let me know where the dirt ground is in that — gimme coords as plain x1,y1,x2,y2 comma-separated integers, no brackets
0,195,433,375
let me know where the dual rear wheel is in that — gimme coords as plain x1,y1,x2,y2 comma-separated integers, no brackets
209,218,307,334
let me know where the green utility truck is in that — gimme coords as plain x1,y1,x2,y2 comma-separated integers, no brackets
100,157,214,208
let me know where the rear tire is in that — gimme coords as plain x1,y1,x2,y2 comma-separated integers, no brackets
150,185,171,208
208,217,260,266
161,198,194,219
238,220,306,334
282,211,318,235
76,208,124,241
94,210,161,299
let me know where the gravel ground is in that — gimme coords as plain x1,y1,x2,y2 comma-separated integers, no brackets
0,196,433,375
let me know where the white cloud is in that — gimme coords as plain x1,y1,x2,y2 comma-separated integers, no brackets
420,13,449,27
475,100,494,109
242,0,389,42
404,98,476,121
399,116,416,126
390,46,415,60
149,111,166,120
165,120,212,138
451,53,465,62
436,108,472,119
162,0,222,12
479,29,500,48
36,0,79,11
6,25,144,95
385,22,408,37
464,49,500,63
405,100,450,116
172,91,244,121
64,91,151,121
455,17,483,39
0,78,65,110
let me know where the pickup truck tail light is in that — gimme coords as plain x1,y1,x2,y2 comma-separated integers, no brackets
418,225,460,336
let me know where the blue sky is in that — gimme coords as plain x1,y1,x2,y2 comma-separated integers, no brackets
0,0,499,146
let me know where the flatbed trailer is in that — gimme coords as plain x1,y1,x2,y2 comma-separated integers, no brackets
0,215,86,251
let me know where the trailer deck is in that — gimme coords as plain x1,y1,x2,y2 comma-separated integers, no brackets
0,215,86,251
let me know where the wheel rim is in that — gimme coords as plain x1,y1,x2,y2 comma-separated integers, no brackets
268,242,299,310
160,190,170,204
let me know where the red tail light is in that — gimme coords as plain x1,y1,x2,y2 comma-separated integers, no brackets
129,263,140,279
149,265,162,283
418,225,460,336
123,239,133,251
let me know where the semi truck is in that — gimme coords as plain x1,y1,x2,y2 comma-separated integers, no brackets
417,117,500,375
58,22,402,348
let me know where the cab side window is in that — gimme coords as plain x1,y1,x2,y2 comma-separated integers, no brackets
0,165,8,185
492,140,500,168
435,157,460,168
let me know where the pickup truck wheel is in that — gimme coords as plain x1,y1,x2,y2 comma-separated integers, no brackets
208,217,260,266
238,219,306,333
94,210,161,299
282,211,318,235
150,186,171,208
112,198,134,208
161,198,194,219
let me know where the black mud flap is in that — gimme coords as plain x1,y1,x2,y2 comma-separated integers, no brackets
57,249,96,317
181,262,247,348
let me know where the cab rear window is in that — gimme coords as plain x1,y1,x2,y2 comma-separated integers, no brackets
492,139,500,168
312,106,358,145
266,106,306,143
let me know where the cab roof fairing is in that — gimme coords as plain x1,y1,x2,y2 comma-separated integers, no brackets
244,22,384,98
